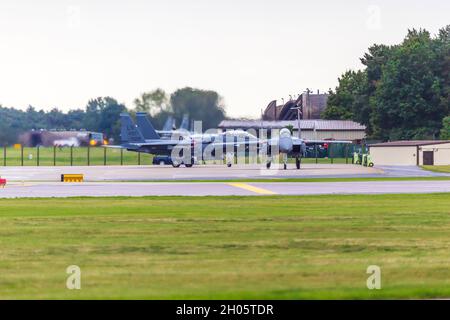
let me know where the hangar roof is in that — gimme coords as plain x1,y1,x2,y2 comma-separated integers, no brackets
369,140,450,147
218,120,366,131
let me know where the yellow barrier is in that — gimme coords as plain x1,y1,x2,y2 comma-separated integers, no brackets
61,174,84,182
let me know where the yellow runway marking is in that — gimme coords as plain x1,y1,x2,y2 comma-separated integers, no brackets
3,182,34,187
227,182,277,195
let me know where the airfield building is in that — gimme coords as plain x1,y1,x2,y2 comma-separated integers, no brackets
263,90,328,121
369,141,450,166
218,119,366,142
19,130,105,147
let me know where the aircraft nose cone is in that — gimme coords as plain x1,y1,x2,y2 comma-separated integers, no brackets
279,137,293,153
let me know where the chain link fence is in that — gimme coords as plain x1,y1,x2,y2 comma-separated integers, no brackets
1,144,365,166
302,143,364,164
1,146,153,166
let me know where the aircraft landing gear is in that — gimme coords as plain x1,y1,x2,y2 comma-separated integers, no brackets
172,162,181,168
296,157,301,170
225,152,234,168
282,153,288,170
171,157,195,168
265,155,272,169
184,157,196,168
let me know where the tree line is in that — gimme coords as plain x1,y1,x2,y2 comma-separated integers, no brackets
322,25,449,141
1,25,448,145
0,87,226,145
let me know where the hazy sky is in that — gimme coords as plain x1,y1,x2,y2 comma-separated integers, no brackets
0,0,448,117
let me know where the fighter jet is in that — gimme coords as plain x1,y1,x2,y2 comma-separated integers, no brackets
262,128,352,170
112,113,196,167
134,113,350,170
205,127,351,170
136,112,258,166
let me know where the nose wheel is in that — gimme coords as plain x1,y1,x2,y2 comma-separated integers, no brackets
296,157,301,170
266,155,273,169
225,152,234,168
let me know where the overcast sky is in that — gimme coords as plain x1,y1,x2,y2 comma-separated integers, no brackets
0,0,448,118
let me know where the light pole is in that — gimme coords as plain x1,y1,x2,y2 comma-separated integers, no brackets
290,106,302,139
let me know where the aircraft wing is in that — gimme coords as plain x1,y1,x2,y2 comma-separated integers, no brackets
129,140,191,147
210,139,261,149
105,140,191,150
291,136,352,145
156,130,190,136
156,130,173,135
303,139,352,144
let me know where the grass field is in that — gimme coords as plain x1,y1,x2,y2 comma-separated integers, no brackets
1,147,153,166
0,194,450,299
422,165,450,173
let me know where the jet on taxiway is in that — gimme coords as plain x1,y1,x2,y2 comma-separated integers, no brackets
108,113,196,167
120,113,352,170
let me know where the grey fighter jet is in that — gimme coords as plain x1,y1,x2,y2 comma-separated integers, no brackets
111,113,195,167
263,128,352,170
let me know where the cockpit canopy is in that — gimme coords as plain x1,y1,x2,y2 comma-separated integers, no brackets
280,128,292,138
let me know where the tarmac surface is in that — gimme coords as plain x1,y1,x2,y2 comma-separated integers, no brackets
0,164,447,182
1,180,449,198
1,164,448,198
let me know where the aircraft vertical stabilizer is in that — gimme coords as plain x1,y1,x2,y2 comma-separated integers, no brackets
136,112,161,140
120,113,145,143
162,116,175,132
179,114,190,131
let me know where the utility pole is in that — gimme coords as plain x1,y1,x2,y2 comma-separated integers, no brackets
290,106,302,139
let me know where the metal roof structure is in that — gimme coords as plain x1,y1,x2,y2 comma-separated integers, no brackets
263,91,329,121
219,119,366,131
369,140,450,147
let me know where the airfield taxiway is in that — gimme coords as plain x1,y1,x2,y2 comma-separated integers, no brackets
1,180,450,198
0,164,446,182
0,164,448,198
